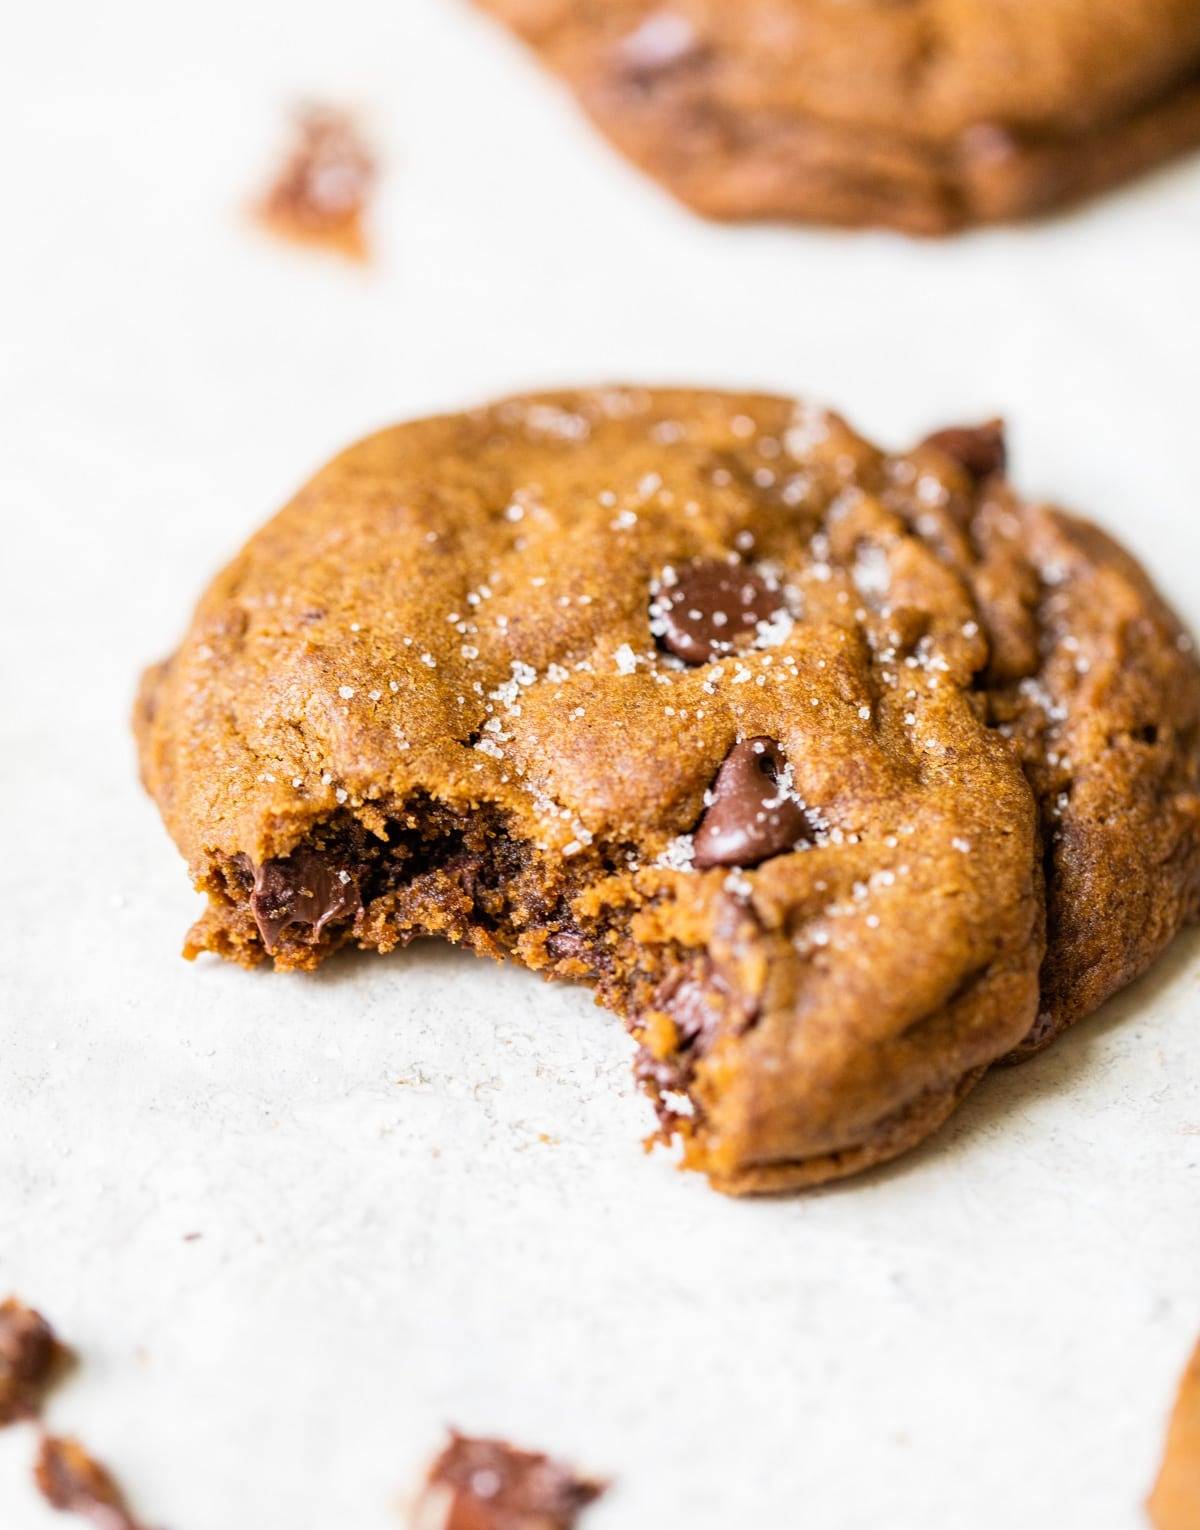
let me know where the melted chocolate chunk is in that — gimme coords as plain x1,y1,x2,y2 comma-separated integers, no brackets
654,560,779,665
34,1436,146,1530
693,737,811,869
245,847,361,952
662,970,724,1052
411,1432,604,1530
920,420,1007,481
0,1298,61,1425
635,945,760,1096
545,929,593,967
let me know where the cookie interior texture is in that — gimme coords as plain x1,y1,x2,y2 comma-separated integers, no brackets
135,388,1200,1193
475,0,1200,233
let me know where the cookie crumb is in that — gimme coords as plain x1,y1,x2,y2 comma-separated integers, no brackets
255,103,375,260
34,1435,148,1530
1149,1338,1200,1530
409,1432,605,1530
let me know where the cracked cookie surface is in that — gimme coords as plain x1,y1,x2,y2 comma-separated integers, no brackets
475,0,1200,233
135,387,1200,1192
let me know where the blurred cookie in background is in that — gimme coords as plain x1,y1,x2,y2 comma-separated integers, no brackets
474,0,1200,233
1149,1338,1200,1530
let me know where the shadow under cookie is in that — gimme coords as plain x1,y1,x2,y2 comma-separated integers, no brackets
134,387,1200,1192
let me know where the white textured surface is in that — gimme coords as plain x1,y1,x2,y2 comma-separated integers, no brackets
2,2,1200,1526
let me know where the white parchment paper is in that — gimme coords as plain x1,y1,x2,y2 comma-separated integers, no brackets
2,2,1199,1526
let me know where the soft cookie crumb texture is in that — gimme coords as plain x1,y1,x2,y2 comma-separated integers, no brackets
135,387,1200,1194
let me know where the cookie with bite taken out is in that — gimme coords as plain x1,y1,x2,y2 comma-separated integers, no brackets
135,387,1200,1192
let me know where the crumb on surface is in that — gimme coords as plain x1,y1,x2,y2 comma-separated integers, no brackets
255,103,375,260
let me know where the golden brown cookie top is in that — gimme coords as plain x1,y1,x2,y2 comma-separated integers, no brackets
139,389,1021,864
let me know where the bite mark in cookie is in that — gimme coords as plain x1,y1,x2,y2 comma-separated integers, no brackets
134,387,1200,1193
653,559,782,664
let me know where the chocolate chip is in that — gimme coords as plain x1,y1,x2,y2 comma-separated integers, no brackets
693,737,811,869
34,1436,145,1530
246,847,361,952
413,1432,605,1530
545,929,591,964
0,1299,61,1426
920,420,1007,481
653,560,779,665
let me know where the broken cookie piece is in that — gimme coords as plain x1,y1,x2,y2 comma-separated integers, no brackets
0,1298,65,1426
410,1433,604,1530
34,1435,148,1530
134,387,1200,1193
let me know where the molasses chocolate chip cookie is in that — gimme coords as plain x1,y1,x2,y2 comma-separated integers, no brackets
409,1433,604,1530
135,388,1200,1193
474,1,1200,233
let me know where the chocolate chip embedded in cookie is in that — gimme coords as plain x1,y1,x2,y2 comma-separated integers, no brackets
134,387,1200,1193
474,1,1200,234
693,737,811,868
652,560,782,664
255,103,375,259
920,421,1007,482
